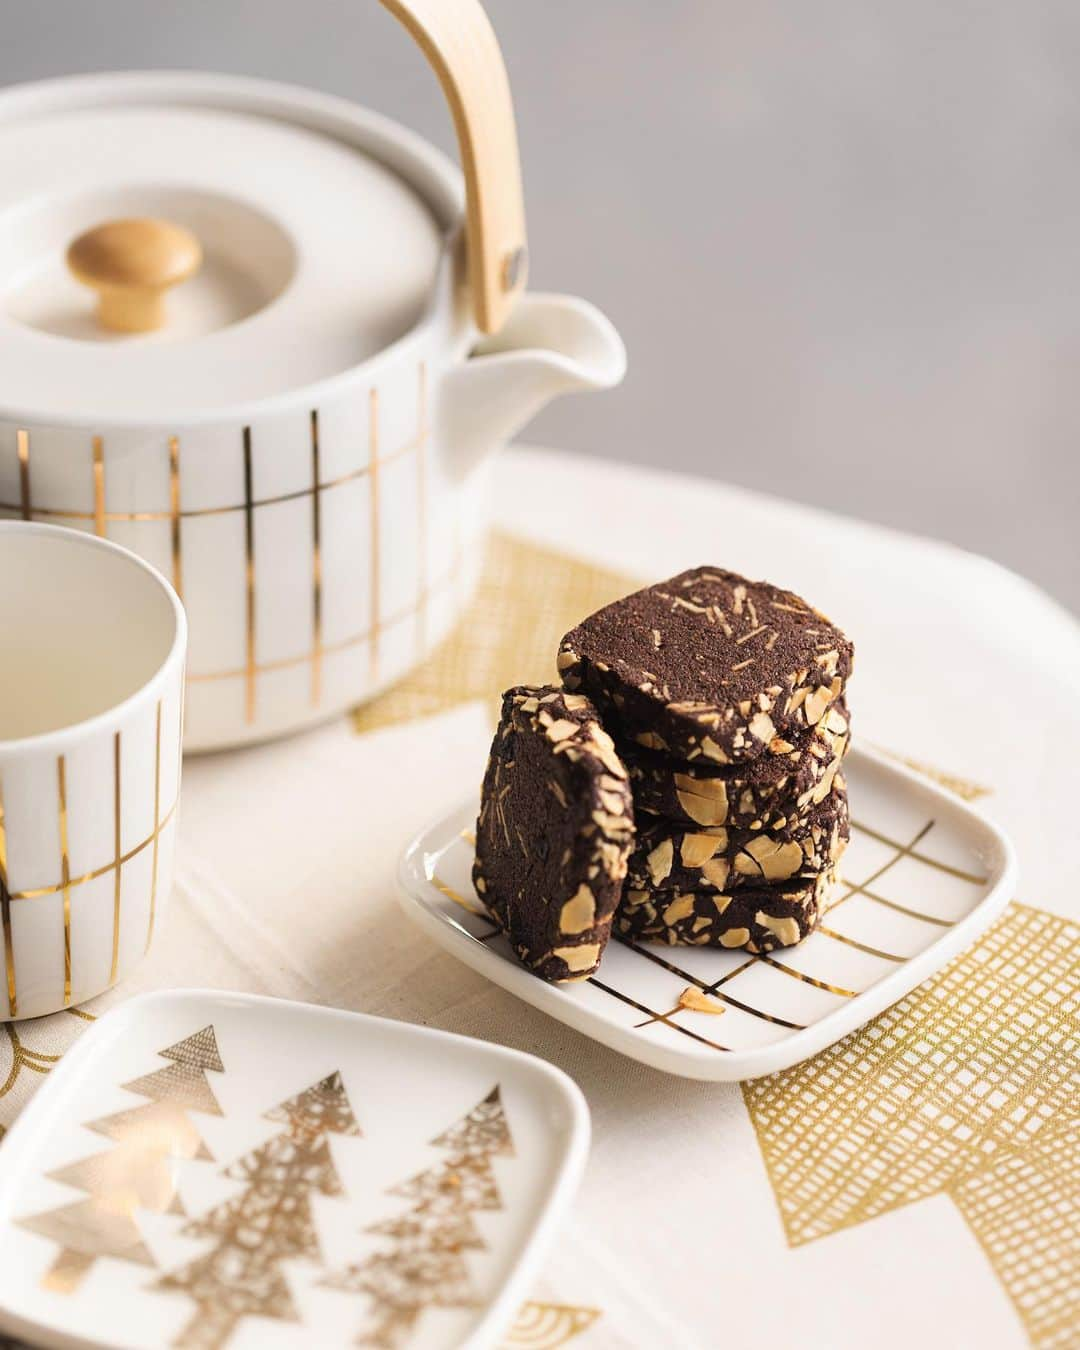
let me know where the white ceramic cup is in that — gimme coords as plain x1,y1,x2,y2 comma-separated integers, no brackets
0,523,185,1019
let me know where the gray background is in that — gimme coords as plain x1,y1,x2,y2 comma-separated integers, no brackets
3,0,1077,612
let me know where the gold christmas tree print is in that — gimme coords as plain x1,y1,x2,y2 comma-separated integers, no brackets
322,1084,515,1348
17,1025,225,1294
153,1069,361,1350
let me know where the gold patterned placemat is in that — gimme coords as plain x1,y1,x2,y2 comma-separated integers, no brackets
742,902,1079,1349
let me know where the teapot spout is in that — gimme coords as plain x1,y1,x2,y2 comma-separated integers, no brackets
437,293,626,477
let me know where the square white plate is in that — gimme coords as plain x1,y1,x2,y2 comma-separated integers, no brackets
398,746,1017,1082
0,990,589,1350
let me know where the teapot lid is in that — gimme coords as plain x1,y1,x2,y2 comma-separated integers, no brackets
0,73,458,423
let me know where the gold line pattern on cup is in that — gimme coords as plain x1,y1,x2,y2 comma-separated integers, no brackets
242,428,256,724
6,800,177,901
110,732,122,985
91,437,106,537
310,410,323,706
368,387,381,684
16,429,30,519
145,702,162,954
57,757,71,1007
0,778,16,1016
168,436,182,599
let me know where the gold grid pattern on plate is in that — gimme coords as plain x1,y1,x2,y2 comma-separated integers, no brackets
435,814,988,1053
3,363,447,726
742,902,1079,1349
0,704,173,1016
618,814,985,1039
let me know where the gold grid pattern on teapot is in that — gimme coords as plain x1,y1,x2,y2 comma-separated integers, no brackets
4,363,461,726
0,704,174,1017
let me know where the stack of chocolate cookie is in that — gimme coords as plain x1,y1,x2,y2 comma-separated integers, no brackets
557,567,852,955
473,566,853,982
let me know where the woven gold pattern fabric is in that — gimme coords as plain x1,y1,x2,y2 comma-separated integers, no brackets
353,532,634,733
742,902,1079,1346
953,1115,1079,1350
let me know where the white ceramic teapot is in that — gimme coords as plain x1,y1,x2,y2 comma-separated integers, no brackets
0,0,625,751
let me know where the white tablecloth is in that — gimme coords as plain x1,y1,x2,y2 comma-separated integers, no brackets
3,446,1078,1350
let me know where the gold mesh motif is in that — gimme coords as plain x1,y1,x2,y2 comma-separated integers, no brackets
742,903,1079,1345
353,531,635,733
953,1115,1079,1350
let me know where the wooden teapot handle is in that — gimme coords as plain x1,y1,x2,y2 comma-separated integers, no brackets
379,0,527,335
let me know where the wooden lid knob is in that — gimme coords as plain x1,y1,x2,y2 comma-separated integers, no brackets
67,218,202,334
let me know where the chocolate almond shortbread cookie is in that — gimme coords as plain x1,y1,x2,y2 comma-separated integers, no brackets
624,701,849,831
626,793,849,895
558,567,853,765
473,686,635,982
615,868,836,952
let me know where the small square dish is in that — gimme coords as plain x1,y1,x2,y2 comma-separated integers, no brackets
398,746,1017,1082
0,990,589,1350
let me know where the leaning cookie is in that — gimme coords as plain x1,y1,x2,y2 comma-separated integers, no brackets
473,685,635,982
627,794,848,894
558,566,853,765
614,869,837,951
624,701,849,830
